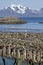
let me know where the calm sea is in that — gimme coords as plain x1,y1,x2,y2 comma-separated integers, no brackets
0,17,43,33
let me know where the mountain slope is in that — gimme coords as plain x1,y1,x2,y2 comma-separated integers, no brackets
0,4,43,17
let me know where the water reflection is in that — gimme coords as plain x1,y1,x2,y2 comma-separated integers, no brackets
0,57,14,65
0,57,28,65
0,56,43,65
0,56,4,65
22,60,28,65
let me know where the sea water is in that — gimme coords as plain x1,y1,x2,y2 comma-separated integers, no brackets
0,17,43,33
0,56,28,65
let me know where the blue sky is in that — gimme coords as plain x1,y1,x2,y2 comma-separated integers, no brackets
0,0,43,10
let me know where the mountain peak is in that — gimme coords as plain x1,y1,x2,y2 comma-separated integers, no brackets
0,4,43,17
7,4,27,14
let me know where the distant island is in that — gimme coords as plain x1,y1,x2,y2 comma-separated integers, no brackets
39,22,43,24
0,17,27,24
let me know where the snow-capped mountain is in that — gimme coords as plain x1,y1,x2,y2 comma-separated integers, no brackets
0,4,43,17
9,4,27,14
